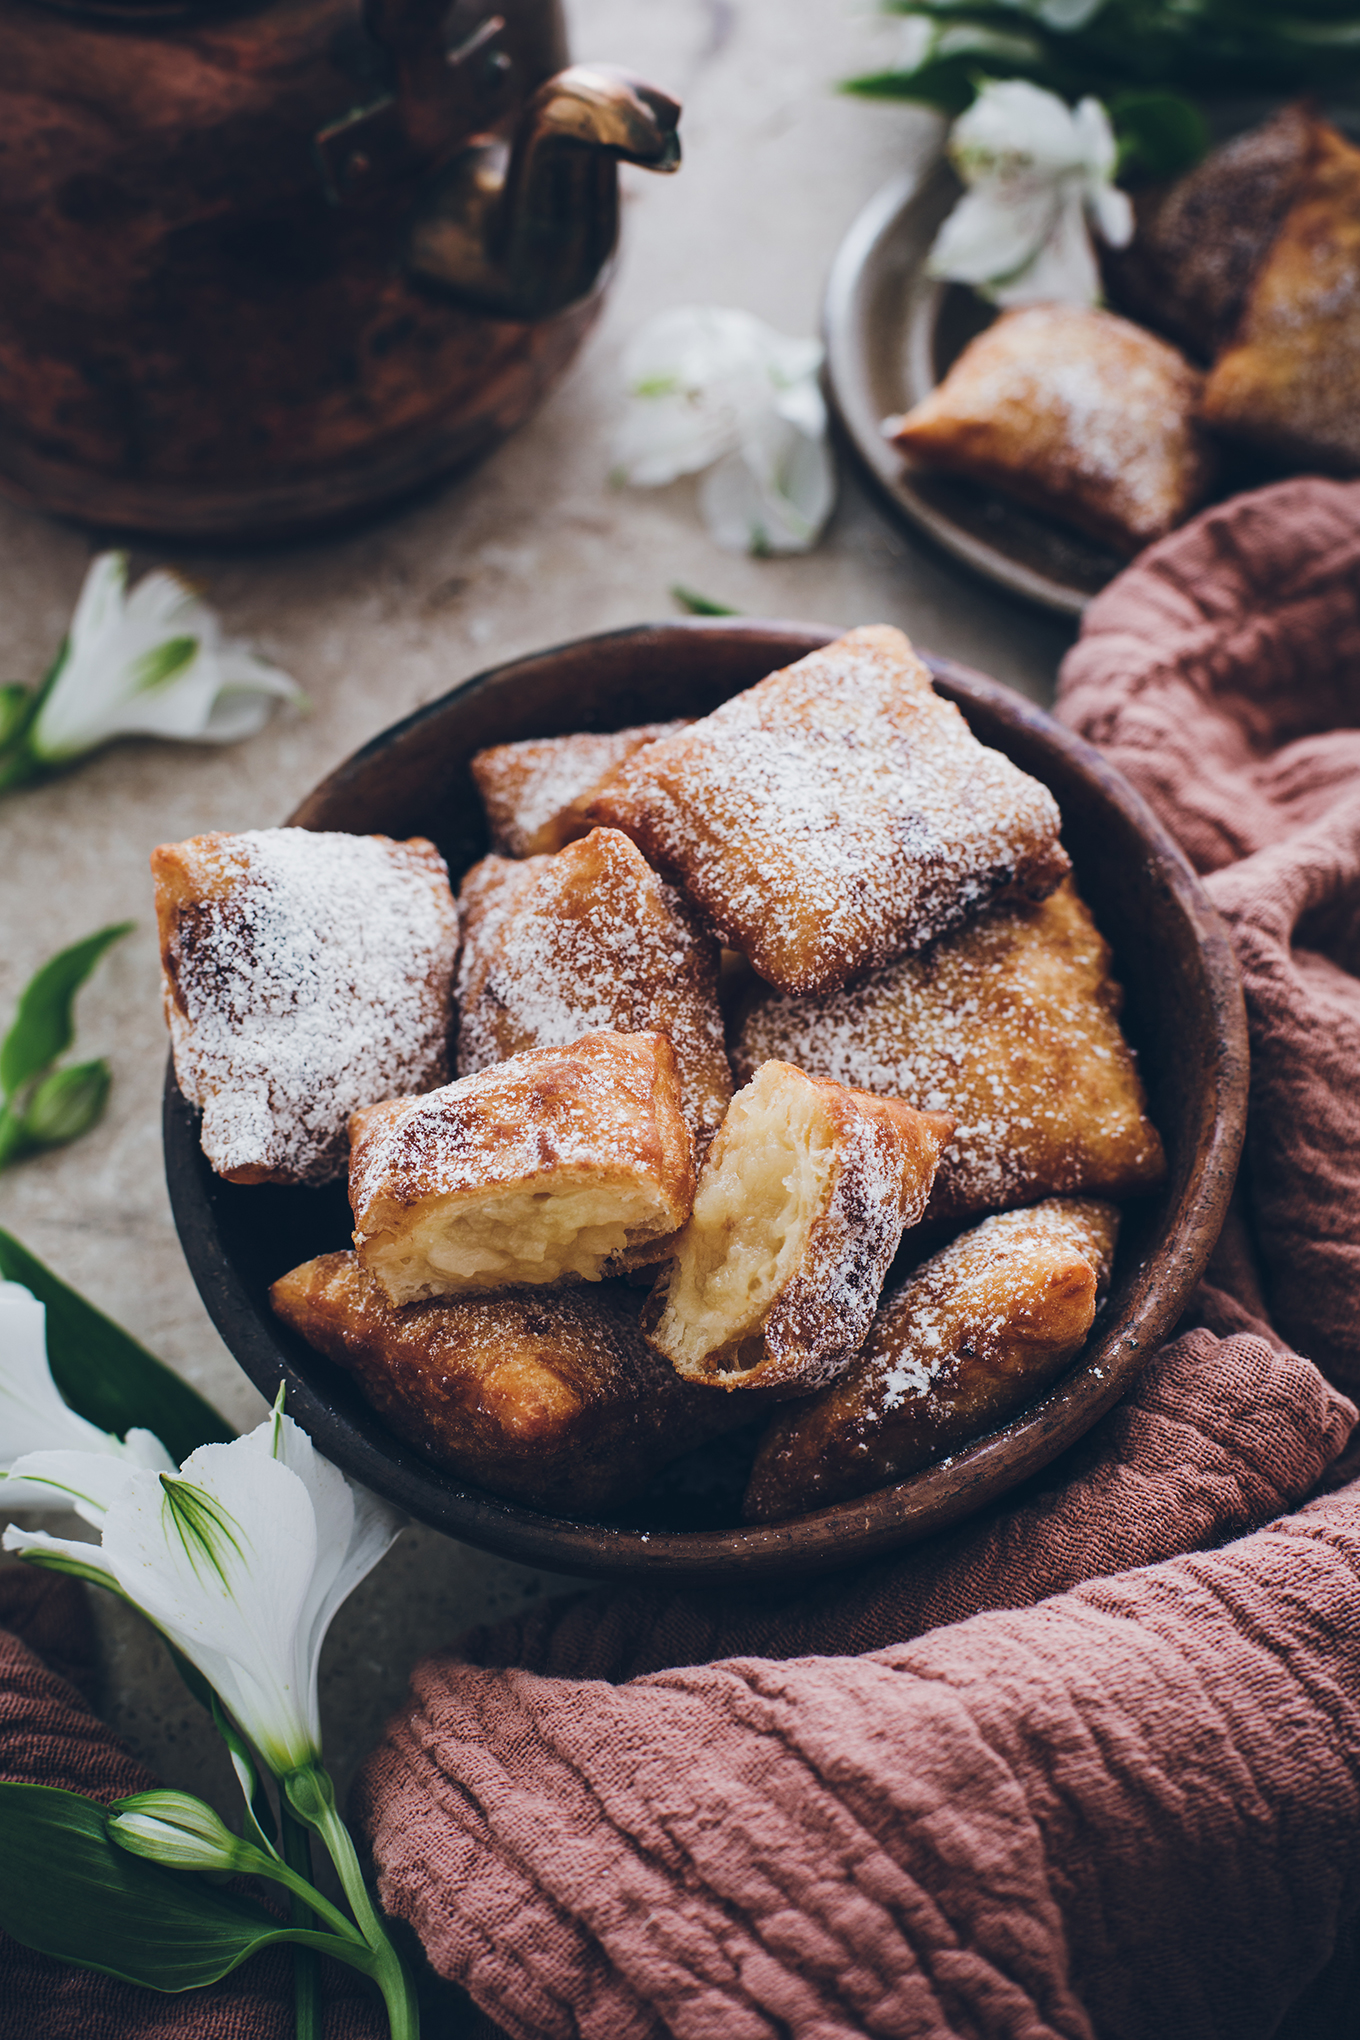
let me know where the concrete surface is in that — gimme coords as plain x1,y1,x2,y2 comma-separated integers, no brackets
0,0,1075,1836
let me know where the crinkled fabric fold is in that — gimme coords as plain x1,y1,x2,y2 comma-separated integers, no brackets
1058,475,1360,1386
357,477,1360,2040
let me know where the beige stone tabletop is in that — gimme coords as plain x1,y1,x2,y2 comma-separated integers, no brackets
0,0,1075,1833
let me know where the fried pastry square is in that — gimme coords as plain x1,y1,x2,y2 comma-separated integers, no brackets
736,877,1164,1223
270,1253,750,1517
152,828,459,1187
349,1029,695,1305
743,1197,1118,1521
588,626,1068,997
645,1060,954,1395
1103,103,1317,361
1202,119,1360,475
891,305,1215,556
457,828,732,1146
470,720,689,858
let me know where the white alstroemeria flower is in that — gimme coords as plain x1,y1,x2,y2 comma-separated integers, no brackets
927,81,1133,308
4,1405,404,1777
614,306,836,555
28,552,301,766
0,1281,173,1519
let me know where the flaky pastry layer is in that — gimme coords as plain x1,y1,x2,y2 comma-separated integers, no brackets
588,626,1068,997
456,828,731,1145
470,720,689,858
152,827,459,1187
736,877,1164,1223
349,1029,695,1305
744,1197,1118,1521
892,305,1215,556
646,1060,953,1395
270,1252,749,1516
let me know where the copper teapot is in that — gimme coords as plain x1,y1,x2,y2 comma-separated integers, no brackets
0,0,679,538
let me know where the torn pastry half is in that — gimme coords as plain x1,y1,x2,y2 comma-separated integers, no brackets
349,1029,695,1306
588,625,1069,997
270,1253,751,1517
736,876,1165,1223
743,1197,1119,1522
152,827,459,1187
645,1060,954,1396
470,719,690,858
456,827,732,1147
889,304,1216,557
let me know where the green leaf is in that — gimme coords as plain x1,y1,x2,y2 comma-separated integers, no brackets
0,923,132,1100
670,585,743,617
0,1784,375,1994
21,1059,111,1150
0,1228,233,1461
1111,88,1209,179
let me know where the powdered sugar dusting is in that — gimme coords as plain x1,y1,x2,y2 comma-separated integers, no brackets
472,722,690,858
455,831,731,1140
896,304,1211,550
349,1030,687,1223
593,626,1066,995
876,1199,1117,1414
161,829,459,1185
737,878,1163,1220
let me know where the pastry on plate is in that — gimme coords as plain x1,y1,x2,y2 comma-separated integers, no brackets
743,1197,1118,1521
1103,102,1318,362
588,626,1068,997
736,877,1164,1223
456,827,732,1145
349,1029,695,1305
1201,118,1360,475
645,1060,954,1395
152,827,459,1187
890,304,1216,556
470,720,689,858
270,1252,750,1516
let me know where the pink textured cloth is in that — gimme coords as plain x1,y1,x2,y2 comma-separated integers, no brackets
355,479,1360,2040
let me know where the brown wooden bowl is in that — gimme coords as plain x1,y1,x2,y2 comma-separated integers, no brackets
163,620,1248,1580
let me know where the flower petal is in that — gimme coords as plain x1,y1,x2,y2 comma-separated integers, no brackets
989,188,1102,306
100,1448,320,1772
0,1284,115,1468
6,1448,139,1526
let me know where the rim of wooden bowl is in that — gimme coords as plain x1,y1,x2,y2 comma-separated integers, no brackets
163,619,1248,1581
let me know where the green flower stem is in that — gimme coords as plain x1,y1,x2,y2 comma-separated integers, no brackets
0,1104,29,1172
286,1767,419,2040
278,1795,321,2040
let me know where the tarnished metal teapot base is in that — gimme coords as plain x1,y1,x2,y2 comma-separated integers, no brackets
0,295,598,542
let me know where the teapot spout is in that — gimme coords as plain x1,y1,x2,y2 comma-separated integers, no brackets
405,65,680,321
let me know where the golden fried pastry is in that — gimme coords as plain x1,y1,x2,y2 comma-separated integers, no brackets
1202,119,1360,475
736,877,1163,1223
1103,103,1317,362
645,1061,954,1395
589,626,1068,997
743,1197,1118,1521
152,828,459,1187
470,720,690,858
270,1252,751,1517
456,828,732,1146
349,1029,695,1305
891,304,1215,556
